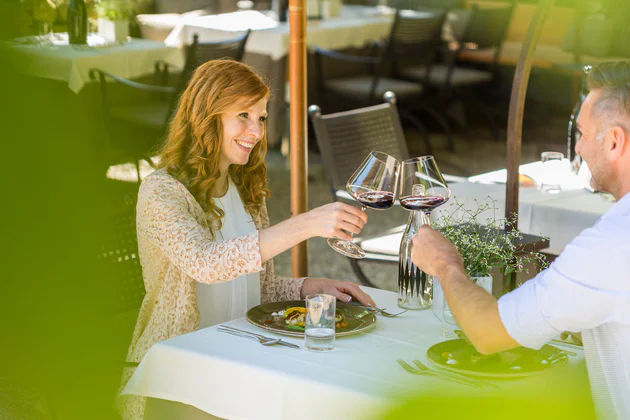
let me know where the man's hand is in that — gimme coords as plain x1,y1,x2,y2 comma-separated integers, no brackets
301,278,375,307
411,225,464,277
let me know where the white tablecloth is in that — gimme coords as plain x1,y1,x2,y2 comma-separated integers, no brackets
361,162,615,256
164,6,398,61
5,35,184,93
122,287,589,419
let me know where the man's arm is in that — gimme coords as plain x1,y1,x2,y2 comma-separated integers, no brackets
438,263,520,354
412,225,519,354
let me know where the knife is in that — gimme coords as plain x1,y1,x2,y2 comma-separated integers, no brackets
218,325,301,349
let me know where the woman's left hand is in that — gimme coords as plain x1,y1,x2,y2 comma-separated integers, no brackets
301,278,375,307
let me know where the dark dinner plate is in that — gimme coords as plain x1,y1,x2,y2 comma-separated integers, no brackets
246,300,377,337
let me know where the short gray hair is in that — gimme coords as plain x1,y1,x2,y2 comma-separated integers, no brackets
587,61,630,136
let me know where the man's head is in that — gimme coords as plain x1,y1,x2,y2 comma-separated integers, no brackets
576,60,630,199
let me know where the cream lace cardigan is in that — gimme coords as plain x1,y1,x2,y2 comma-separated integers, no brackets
117,168,305,420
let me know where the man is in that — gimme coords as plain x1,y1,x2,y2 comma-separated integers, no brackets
411,60,630,419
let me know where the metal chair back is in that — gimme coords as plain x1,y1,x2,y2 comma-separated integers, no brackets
178,31,251,95
308,92,409,200
461,4,513,63
96,194,145,315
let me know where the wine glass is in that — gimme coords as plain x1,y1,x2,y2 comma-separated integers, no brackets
399,156,450,213
328,151,400,259
398,156,450,310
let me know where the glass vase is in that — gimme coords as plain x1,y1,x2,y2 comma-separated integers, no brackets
397,210,432,310
435,275,493,338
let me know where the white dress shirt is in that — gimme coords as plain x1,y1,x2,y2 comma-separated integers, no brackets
196,179,261,329
498,192,630,419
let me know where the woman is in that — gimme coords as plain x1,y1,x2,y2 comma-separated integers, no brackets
118,60,374,419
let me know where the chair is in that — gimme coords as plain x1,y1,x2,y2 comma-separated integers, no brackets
397,4,513,139
312,9,451,154
90,31,251,181
308,91,409,287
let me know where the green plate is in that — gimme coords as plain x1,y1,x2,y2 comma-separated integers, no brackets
246,300,377,337
426,339,568,378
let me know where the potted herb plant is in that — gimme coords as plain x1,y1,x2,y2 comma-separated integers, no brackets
431,200,549,336
96,0,132,43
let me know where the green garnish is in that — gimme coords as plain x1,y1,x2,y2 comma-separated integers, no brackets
286,325,305,331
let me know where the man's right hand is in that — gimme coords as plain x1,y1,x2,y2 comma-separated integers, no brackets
411,225,464,278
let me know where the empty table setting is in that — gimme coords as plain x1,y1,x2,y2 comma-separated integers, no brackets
121,287,590,420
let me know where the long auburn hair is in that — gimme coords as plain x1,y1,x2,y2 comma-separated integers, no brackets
159,59,270,233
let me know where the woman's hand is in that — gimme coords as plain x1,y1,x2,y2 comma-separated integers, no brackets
301,202,368,241
301,278,376,307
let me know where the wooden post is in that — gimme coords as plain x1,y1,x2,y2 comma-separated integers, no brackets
289,0,309,277
505,0,555,228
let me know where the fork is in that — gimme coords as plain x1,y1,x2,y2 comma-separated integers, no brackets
411,359,497,388
217,326,281,346
396,359,482,388
348,302,408,317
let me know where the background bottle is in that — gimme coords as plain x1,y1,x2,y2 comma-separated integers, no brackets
67,0,88,45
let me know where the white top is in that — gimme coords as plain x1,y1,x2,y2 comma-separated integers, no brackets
498,192,630,419
196,180,261,329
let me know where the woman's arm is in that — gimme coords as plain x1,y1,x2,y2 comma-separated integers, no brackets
259,202,367,264
138,176,263,285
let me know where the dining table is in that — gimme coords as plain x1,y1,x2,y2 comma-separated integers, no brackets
121,286,591,419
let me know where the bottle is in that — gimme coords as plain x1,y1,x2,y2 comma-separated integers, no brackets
397,210,432,310
67,0,88,45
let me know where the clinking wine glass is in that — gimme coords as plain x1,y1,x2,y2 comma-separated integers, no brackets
398,156,450,310
327,151,400,259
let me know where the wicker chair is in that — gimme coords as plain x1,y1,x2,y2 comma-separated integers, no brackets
89,31,250,181
397,4,513,139
308,92,409,287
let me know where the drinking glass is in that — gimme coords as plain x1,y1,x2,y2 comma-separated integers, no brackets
327,151,400,259
539,151,565,193
398,156,450,310
305,294,336,352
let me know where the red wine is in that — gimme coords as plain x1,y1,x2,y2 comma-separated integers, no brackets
355,191,395,210
400,195,447,211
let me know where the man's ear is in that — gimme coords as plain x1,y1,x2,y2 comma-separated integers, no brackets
607,126,627,160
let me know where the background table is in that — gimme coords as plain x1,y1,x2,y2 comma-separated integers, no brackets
122,287,590,419
6,35,184,93
361,162,615,257
163,6,398,147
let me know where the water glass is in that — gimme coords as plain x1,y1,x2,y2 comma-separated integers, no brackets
539,151,565,193
305,294,336,352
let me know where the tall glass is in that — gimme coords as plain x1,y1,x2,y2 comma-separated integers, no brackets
305,294,336,352
398,156,450,310
327,151,400,259
539,151,565,194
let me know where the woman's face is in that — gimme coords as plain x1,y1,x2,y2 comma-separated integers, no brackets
219,96,268,173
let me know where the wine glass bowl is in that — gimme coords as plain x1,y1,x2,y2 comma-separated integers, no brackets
327,151,400,259
399,156,450,213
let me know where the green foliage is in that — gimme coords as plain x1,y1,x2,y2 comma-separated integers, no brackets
95,0,133,20
433,200,549,281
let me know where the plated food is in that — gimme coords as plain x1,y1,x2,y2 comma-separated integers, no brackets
247,300,376,337
427,338,568,378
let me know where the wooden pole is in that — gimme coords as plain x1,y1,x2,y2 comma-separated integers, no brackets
505,0,555,228
289,0,309,277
